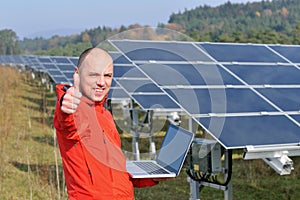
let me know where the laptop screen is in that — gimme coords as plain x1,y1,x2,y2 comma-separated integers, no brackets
156,124,194,174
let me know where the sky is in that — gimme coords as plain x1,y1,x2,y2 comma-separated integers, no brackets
1,0,261,39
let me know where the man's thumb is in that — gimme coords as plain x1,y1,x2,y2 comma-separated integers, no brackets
73,73,82,96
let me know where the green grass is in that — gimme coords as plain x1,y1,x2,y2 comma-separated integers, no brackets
1,65,300,199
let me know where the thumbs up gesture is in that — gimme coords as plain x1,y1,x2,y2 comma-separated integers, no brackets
61,72,82,114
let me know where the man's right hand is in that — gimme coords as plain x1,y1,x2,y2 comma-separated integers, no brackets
61,73,82,114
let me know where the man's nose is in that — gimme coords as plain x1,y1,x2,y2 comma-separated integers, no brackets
96,75,105,86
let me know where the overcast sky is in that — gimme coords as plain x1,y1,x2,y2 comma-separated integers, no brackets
0,0,261,39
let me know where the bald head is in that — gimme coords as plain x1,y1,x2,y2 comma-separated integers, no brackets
77,48,113,70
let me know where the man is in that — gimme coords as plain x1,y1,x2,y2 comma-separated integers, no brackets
54,48,158,200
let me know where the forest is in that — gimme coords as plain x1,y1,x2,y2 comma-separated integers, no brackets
1,0,300,56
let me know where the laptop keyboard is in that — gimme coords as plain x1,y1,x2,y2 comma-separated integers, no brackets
134,161,170,175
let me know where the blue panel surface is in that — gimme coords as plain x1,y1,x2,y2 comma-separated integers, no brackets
43,64,57,70
117,79,162,93
63,72,74,79
197,115,300,148
224,64,300,85
38,57,52,63
291,115,300,123
132,94,180,110
57,64,75,71
48,70,64,76
52,76,68,83
51,57,71,64
110,52,132,64
198,43,287,63
256,88,300,111
138,63,242,86
109,88,130,99
69,58,78,66
165,88,277,114
111,79,118,87
114,65,146,78
112,40,213,62
269,45,300,63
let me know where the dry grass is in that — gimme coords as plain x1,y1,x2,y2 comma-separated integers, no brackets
1,64,300,200
0,65,67,200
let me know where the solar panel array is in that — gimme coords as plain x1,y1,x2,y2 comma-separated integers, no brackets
1,40,300,150
108,40,300,149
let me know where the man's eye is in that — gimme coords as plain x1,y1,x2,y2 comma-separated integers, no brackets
104,74,112,78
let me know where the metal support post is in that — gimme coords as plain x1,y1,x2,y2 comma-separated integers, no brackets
188,177,200,200
224,149,233,200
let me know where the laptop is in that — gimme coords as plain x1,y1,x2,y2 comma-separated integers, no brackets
126,124,194,178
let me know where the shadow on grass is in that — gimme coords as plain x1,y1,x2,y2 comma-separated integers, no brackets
21,95,56,112
10,161,64,187
32,135,56,147
29,115,54,127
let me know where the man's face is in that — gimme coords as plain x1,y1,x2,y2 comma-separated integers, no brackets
77,50,113,102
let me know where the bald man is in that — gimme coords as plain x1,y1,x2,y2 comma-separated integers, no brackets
54,48,157,200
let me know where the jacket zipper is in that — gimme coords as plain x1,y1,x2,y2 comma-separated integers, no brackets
102,129,113,181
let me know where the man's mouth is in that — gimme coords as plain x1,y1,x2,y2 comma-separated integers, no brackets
95,88,105,94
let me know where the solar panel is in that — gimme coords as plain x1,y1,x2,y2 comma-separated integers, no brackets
292,115,300,123
64,72,75,80
197,115,300,148
138,63,242,86
108,88,130,99
164,88,278,115
256,88,300,111
131,94,181,110
112,40,213,62
109,52,132,64
109,40,300,149
51,76,69,83
43,64,58,70
198,43,288,63
38,57,52,63
117,79,163,93
269,45,300,63
56,64,75,71
223,64,300,85
114,65,146,78
50,56,71,64
48,70,64,76
69,57,79,66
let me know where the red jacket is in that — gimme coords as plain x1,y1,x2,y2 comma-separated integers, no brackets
54,84,157,200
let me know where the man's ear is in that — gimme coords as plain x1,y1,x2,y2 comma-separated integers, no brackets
75,67,79,74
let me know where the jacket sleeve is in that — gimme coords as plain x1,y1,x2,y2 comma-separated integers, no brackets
53,84,79,140
130,177,159,188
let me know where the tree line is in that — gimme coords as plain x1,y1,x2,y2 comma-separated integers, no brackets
1,0,300,56
168,0,300,44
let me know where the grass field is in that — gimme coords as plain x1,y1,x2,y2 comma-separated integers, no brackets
1,65,300,200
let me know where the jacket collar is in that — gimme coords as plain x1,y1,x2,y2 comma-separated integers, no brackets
81,94,108,109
